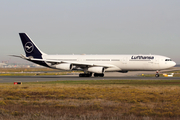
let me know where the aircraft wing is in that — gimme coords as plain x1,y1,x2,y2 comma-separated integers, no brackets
37,59,113,68
19,55,114,68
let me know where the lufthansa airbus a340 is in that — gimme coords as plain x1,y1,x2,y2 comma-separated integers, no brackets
13,33,176,77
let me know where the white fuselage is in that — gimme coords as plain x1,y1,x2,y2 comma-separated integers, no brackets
17,33,176,77
42,54,176,72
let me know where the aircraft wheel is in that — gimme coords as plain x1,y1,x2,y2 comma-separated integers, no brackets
79,74,84,77
155,74,159,78
101,74,104,77
94,73,104,77
79,73,92,77
85,74,90,77
89,73,92,77
94,73,98,77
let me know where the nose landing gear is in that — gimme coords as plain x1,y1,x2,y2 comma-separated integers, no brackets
155,71,160,78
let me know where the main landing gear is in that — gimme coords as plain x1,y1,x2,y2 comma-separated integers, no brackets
94,73,104,77
155,71,160,78
79,73,104,77
79,73,92,77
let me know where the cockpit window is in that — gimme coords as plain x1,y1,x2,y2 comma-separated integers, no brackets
165,59,172,61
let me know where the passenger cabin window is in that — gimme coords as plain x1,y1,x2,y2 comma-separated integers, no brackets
165,59,172,61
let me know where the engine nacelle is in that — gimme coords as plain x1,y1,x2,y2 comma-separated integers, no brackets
55,63,73,70
88,67,105,74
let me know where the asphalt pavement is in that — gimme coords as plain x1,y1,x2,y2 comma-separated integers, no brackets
0,75,180,83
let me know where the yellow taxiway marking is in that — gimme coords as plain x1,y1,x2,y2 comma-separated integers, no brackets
0,79,3,80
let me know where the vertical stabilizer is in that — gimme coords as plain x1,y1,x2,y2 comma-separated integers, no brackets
19,33,46,59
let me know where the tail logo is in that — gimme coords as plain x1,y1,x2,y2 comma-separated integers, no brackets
25,42,34,53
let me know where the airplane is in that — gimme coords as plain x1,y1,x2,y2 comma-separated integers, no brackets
12,33,176,77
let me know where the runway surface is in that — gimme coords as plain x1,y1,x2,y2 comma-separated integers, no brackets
0,67,179,83
0,75,180,83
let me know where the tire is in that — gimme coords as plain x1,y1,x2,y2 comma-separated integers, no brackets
89,73,92,77
94,73,104,77
94,73,98,77
101,74,104,77
155,74,159,78
79,73,92,77
79,74,83,77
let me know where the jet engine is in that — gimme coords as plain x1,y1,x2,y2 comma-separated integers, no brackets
55,63,73,70
88,67,105,73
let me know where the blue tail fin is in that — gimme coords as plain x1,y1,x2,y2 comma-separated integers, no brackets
19,33,46,59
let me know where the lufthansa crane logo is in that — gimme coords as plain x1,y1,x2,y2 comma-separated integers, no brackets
25,42,34,53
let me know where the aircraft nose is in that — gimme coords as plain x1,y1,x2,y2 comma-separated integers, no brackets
172,61,176,67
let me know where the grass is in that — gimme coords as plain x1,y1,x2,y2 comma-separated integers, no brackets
0,68,59,72
1,80,180,119
24,79,180,86
0,68,81,76
0,72,68,76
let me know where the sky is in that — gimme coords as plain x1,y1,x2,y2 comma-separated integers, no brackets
0,0,180,64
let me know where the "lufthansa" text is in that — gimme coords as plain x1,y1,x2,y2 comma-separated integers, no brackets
131,56,154,59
